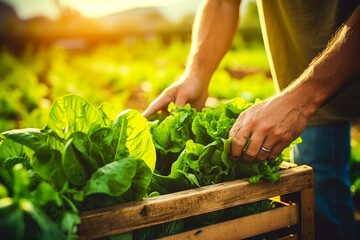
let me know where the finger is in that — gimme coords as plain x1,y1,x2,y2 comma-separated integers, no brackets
230,126,251,161
228,114,245,158
255,138,278,161
142,94,173,118
242,133,264,162
229,114,245,138
192,98,207,112
174,97,187,108
267,142,288,161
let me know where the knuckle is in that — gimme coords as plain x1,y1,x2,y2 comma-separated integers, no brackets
268,150,281,160
177,89,187,98
232,137,246,147
243,154,255,162
259,123,272,134
245,150,257,158
229,127,239,137
246,117,256,126
237,112,245,119
256,152,267,161
164,91,176,102
246,152,256,159
280,133,291,142
272,129,284,138
268,153,277,160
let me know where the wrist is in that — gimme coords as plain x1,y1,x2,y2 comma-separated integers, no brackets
183,67,211,87
282,91,318,120
280,82,321,119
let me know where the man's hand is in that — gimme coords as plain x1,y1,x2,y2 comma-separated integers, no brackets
229,4,360,162
142,76,208,118
143,0,241,118
229,93,310,162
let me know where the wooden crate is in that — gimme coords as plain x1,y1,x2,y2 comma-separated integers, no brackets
77,163,314,240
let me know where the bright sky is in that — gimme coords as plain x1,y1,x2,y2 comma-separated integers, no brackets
0,0,202,20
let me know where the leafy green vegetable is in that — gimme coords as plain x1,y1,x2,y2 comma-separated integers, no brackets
192,98,252,144
59,211,81,239
172,138,235,187
151,103,196,155
0,94,298,239
112,110,156,172
47,94,104,139
98,102,119,126
151,98,285,188
1,128,67,188
84,158,151,200
156,220,184,238
62,137,89,187
242,136,251,152
0,94,159,238
0,137,29,163
0,184,8,198
0,164,67,240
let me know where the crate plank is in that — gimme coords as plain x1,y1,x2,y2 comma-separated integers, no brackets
160,204,299,240
78,165,314,240
300,187,315,240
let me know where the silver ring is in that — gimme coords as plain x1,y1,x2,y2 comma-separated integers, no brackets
261,146,272,153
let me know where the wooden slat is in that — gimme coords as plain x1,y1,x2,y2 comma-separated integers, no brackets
300,187,315,240
78,165,314,240
160,204,299,240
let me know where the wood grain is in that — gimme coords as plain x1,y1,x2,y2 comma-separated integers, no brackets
300,187,315,240
160,204,299,240
78,165,314,240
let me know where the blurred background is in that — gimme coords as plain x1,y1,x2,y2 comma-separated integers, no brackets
0,0,359,220
0,0,273,131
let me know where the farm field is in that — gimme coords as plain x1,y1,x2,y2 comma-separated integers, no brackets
0,2,360,237
0,34,281,239
0,35,274,132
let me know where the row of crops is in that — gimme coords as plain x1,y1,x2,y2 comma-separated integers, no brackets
0,36,273,132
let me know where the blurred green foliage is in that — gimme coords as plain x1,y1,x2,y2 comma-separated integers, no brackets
0,34,273,132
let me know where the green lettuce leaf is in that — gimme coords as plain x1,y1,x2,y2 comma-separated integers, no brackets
112,109,156,172
2,129,66,188
1,128,48,153
98,102,119,126
151,103,196,155
84,158,151,200
62,137,89,187
90,127,115,165
47,94,104,139
192,98,251,145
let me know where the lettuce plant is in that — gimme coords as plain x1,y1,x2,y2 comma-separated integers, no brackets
0,94,156,239
0,94,294,239
149,98,290,195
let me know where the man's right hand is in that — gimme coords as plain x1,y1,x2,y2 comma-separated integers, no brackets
142,0,241,118
142,75,208,118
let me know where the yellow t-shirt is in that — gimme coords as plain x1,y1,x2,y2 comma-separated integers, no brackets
257,0,360,125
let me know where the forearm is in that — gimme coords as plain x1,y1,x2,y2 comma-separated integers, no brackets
185,0,241,84
282,4,360,117
229,4,360,162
